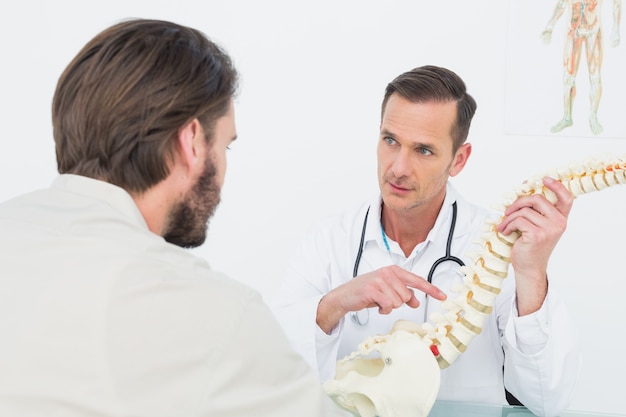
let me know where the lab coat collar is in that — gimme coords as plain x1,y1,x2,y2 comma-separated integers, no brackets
365,182,464,252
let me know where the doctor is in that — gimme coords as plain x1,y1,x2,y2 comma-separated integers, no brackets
271,65,581,417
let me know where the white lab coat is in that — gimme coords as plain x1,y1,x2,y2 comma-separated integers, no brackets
271,183,581,417
0,175,349,417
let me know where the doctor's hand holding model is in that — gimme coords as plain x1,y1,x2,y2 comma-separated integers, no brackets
271,65,581,417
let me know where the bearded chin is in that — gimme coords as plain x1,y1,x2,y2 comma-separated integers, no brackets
163,158,220,248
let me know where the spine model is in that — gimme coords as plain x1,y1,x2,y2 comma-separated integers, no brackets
421,155,626,369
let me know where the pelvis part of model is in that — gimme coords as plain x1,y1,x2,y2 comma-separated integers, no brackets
323,154,626,417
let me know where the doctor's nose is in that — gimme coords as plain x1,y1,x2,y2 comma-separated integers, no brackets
390,151,413,178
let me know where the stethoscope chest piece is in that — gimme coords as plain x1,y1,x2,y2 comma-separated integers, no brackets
350,309,369,326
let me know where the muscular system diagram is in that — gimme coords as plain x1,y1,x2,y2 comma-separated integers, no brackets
541,0,622,135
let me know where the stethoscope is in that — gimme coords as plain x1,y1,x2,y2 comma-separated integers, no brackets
350,201,464,326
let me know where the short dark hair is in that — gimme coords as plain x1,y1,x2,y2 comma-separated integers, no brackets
381,65,476,152
52,18,238,193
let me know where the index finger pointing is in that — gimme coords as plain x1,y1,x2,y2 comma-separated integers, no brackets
393,266,447,301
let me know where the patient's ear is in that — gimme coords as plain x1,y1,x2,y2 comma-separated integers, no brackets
176,118,203,174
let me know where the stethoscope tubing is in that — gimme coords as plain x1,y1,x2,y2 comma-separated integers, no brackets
350,201,464,326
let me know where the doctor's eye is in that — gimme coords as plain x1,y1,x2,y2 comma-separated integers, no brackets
416,147,433,156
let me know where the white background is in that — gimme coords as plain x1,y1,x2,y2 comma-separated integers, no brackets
1,1,625,414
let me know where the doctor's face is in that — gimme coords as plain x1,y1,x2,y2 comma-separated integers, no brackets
377,94,468,213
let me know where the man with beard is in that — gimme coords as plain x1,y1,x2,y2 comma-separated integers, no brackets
0,19,351,417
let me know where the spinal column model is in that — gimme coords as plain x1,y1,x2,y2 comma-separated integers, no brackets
323,154,626,417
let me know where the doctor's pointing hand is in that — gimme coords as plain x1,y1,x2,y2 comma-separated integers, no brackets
316,265,447,334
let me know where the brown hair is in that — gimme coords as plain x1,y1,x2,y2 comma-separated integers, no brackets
52,18,238,193
381,65,476,152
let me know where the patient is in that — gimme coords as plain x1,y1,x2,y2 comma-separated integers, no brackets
0,18,349,417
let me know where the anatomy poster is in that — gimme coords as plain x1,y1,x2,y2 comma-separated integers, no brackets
505,0,625,138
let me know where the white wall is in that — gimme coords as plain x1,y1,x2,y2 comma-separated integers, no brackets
1,1,625,414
